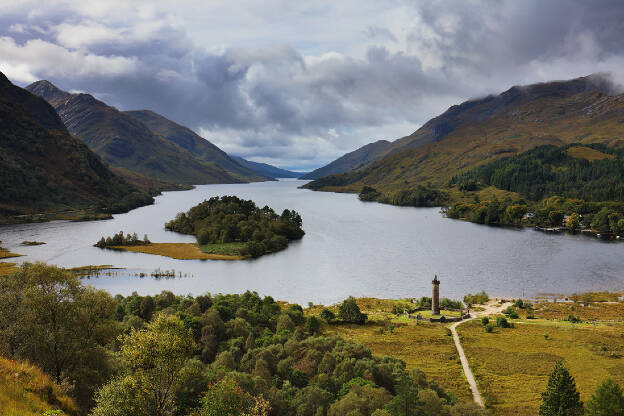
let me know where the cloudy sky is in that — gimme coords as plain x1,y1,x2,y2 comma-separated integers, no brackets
1,0,624,170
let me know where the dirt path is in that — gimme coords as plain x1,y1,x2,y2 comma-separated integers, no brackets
449,300,512,407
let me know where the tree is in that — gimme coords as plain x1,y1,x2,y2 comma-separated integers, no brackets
586,378,624,416
0,262,118,409
92,314,196,416
199,376,269,416
338,297,367,325
539,361,583,416
565,213,580,231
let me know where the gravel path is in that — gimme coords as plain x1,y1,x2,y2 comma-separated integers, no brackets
449,300,512,407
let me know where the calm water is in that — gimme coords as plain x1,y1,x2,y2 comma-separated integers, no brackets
1,179,622,305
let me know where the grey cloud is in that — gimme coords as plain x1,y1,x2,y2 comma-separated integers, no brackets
2,0,624,169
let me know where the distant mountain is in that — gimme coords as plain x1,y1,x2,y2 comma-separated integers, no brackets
300,140,392,180
304,74,624,194
124,110,272,182
230,156,302,178
26,81,248,185
0,72,153,218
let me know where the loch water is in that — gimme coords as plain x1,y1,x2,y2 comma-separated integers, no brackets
1,179,622,305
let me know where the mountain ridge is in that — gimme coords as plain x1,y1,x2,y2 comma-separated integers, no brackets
26,81,250,185
304,74,624,195
0,72,154,219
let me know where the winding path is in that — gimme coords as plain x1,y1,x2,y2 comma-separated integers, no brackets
449,300,512,407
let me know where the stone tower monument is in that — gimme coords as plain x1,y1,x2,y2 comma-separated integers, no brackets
432,275,440,315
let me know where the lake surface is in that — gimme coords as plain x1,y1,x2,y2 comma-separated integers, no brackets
1,179,623,305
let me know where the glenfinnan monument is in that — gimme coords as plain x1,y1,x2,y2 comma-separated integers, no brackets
432,275,440,315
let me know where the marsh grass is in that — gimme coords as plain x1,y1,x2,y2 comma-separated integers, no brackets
113,243,244,260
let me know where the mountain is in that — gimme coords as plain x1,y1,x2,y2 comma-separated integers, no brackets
124,110,272,181
300,140,392,180
26,81,248,185
304,74,624,194
230,156,302,178
0,72,153,218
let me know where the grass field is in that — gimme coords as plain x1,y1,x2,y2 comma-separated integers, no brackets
0,357,77,416
458,318,624,415
0,262,17,276
113,243,244,260
199,242,247,256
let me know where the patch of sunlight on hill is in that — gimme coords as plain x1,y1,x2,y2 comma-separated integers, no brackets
0,357,77,416
567,146,615,161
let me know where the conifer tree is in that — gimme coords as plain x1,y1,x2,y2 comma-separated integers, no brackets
586,378,624,416
539,361,583,416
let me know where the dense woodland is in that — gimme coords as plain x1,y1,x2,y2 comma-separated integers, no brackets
165,196,305,257
453,144,624,202
0,263,488,416
447,145,624,232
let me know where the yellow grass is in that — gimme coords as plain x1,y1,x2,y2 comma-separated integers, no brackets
0,262,18,276
0,248,22,259
112,243,244,260
531,300,624,322
0,357,77,416
567,146,615,161
458,319,624,415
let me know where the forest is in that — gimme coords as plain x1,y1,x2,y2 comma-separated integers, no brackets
0,262,487,416
448,145,624,231
165,196,305,258
453,144,624,202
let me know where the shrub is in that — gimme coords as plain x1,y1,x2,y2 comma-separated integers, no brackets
463,291,489,306
481,317,490,326
496,317,510,328
485,324,494,333
319,308,335,322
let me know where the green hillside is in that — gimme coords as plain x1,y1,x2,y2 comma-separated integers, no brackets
304,75,624,196
26,81,245,185
0,72,153,219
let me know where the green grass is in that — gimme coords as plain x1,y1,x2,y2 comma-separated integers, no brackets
199,242,248,256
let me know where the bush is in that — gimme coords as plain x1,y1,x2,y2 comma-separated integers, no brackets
496,317,510,328
481,317,490,326
464,291,489,306
485,324,494,333
338,297,367,325
568,314,580,323
319,308,335,322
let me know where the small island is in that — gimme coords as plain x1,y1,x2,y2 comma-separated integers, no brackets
94,196,305,260
165,196,305,258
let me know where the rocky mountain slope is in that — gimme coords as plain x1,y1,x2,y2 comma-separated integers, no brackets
304,74,624,193
26,81,248,185
0,72,153,218
124,110,273,181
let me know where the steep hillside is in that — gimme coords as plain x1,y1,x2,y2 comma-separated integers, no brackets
304,75,624,194
301,139,392,179
0,357,78,416
26,81,243,185
0,72,153,218
230,156,302,178
124,110,271,181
